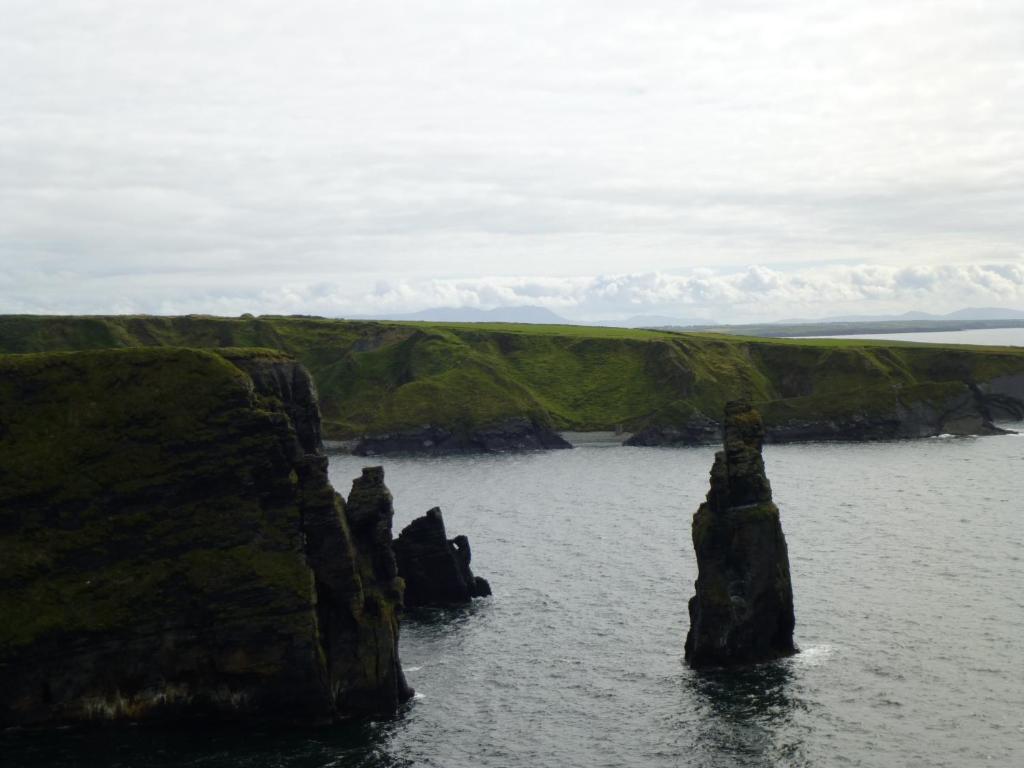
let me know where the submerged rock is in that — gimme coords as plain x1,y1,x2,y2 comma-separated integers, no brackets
354,417,571,456
394,508,492,607
0,348,412,727
685,401,796,668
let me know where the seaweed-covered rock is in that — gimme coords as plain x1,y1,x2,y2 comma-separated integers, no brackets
394,508,492,607
0,347,411,726
685,401,796,668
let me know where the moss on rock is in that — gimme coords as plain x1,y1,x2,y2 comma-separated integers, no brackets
0,347,410,726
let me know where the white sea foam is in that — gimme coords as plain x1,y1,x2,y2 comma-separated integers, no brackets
792,644,835,666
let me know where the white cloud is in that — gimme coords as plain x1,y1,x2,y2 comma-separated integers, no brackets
2,1,1024,317
5,261,1023,323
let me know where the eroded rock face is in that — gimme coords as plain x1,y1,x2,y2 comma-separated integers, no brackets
0,348,411,726
685,401,796,668
394,508,492,607
762,382,1009,443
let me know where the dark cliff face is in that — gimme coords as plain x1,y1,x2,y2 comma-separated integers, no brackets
685,401,796,668
0,348,411,726
393,508,492,607
223,351,325,454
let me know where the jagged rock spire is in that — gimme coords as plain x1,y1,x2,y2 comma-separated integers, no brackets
394,507,492,607
685,401,796,667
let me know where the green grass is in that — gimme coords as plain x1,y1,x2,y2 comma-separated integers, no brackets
0,347,318,652
2,314,1023,437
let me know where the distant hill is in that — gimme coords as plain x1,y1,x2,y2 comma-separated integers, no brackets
784,307,1024,324
359,305,573,324
357,305,1024,328
668,317,1024,338
945,307,1024,321
611,314,714,329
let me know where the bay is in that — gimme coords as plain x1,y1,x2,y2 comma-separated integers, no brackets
803,327,1024,346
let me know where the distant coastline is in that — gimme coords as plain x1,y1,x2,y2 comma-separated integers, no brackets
657,318,1024,339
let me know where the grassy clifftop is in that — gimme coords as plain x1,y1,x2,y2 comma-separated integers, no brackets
2,314,1023,438
0,346,411,724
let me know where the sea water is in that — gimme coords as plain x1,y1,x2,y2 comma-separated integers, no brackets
6,428,1024,767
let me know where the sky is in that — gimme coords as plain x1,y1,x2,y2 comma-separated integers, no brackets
2,0,1024,322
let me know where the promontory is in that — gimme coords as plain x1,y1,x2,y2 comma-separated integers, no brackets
0,347,413,726
2,314,1023,452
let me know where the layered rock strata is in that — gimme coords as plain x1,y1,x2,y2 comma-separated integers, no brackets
685,401,796,668
394,508,492,607
354,417,571,456
0,348,412,726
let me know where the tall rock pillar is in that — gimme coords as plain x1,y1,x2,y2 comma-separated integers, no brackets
685,401,796,667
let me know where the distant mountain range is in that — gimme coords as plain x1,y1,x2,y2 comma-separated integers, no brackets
612,314,713,328
356,305,572,324
355,306,714,327
778,307,1024,324
353,304,1024,328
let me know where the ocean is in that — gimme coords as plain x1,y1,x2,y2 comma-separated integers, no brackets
804,327,1024,346
10,428,1022,767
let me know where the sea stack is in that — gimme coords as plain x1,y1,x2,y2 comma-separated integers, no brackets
684,400,796,667
394,508,492,607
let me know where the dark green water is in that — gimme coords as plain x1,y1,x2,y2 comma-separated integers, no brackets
7,428,1024,767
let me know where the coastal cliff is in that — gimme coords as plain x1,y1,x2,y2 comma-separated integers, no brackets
685,401,796,668
0,347,411,726
629,380,1014,446
2,315,1024,449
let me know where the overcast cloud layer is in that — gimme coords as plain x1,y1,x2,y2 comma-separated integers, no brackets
3,0,1023,321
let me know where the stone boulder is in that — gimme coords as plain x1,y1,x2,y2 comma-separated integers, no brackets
394,508,492,607
684,400,796,667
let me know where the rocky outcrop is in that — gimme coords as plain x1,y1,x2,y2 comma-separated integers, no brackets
0,347,412,727
761,381,1009,443
394,508,492,607
223,351,324,453
978,372,1024,420
624,414,721,446
627,381,1020,446
354,417,572,456
685,401,796,668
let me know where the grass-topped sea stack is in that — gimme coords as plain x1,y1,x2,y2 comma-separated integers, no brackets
684,400,796,668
